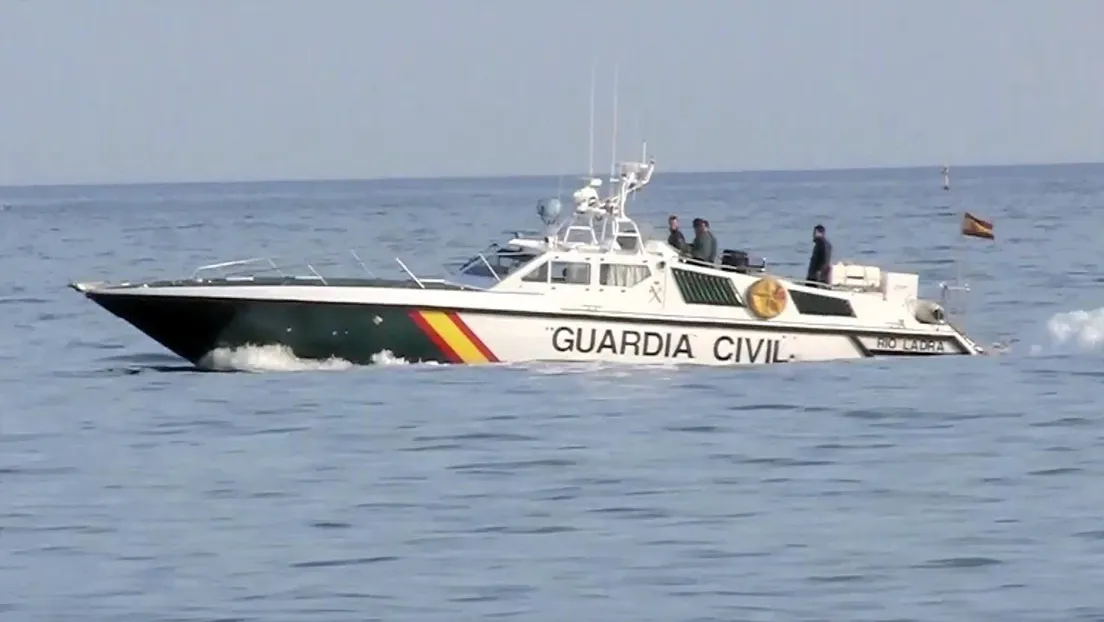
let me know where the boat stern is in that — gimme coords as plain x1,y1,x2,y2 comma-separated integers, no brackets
948,321,987,356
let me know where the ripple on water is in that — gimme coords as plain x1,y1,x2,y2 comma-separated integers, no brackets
5,170,1104,620
290,556,399,569
915,557,1004,569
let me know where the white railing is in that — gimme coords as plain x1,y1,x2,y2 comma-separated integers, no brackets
188,249,490,291
939,277,971,325
190,252,378,285
672,254,891,294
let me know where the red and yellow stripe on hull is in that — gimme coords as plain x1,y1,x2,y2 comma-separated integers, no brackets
408,309,499,364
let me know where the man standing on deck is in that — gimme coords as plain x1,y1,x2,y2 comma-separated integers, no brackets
667,215,689,254
806,224,833,285
689,218,717,264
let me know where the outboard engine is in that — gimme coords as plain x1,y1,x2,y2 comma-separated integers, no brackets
720,249,767,274
721,249,749,269
913,299,946,324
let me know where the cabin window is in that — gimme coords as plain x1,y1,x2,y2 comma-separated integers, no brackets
788,290,856,317
550,261,592,285
459,249,535,279
520,260,549,283
600,263,651,287
616,235,639,250
671,268,743,306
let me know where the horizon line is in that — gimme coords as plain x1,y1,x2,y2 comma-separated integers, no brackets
2,159,1102,191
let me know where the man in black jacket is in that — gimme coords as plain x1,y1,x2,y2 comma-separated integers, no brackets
690,218,717,264
806,224,832,285
667,215,689,253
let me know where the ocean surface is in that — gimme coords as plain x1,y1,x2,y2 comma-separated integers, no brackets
2,164,1103,621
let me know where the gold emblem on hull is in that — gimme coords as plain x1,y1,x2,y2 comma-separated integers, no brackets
747,277,788,319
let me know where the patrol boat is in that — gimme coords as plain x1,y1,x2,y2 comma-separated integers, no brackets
69,154,986,368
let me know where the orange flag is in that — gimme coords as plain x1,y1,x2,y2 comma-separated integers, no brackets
961,212,994,240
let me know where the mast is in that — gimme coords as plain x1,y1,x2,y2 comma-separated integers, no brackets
609,61,619,183
588,63,596,178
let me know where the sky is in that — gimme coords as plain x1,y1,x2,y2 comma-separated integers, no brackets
1,0,1102,186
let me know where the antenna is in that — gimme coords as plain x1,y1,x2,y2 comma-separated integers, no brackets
609,62,619,182
588,63,595,178
639,112,647,162
939,163,970,333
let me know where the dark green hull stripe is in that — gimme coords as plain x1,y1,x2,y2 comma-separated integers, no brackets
86,293,449,366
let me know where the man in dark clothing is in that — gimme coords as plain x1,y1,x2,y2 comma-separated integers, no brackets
667,215,689,253
690,218,717,264
704,220,717,262
806,224,832,285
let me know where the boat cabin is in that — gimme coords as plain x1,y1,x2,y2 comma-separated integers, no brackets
453,243,538,281
452,236,662,292
451,157,658,291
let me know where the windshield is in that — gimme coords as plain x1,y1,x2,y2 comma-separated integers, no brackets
457,247,537,279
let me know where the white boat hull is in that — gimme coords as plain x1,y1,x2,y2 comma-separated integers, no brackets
70,279,980,369
457,312,972,366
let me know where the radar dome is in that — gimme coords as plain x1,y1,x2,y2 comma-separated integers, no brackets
573,186,599,209
536,198,562,225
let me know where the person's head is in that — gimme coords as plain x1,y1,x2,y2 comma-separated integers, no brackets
692,217,705,233
668,215,679,231
813,224,825,240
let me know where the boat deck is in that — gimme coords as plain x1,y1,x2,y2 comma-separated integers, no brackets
111,276,472,291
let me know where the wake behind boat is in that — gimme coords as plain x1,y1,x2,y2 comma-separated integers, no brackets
70,153,986,369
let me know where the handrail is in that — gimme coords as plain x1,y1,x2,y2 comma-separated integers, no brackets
190,251,382,283
671,255,858,292
185,248,503,291
395,258,425,289
477,253,503,283
349,250,376,278
305,263,328,285
939,280,970,292
192,257,284,280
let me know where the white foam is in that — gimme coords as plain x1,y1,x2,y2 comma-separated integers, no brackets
198,344,353,372
370,349,422,366
196,345,418,372
1046,307,1104,351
